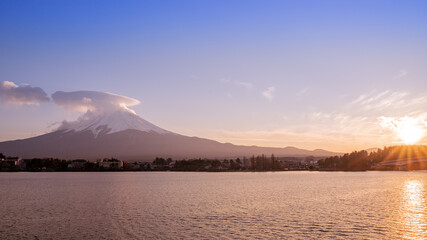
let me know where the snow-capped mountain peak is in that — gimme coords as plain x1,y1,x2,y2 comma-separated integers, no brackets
58,110,170,137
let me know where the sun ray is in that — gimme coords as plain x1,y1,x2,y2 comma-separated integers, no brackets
407,146,414,170
397,145,407,168
420,146,427,169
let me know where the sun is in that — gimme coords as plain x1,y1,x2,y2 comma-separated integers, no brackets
396,118,425,145
380,116,426,145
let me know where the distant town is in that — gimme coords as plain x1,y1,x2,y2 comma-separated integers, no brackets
1,145,427,172
0,153,321,172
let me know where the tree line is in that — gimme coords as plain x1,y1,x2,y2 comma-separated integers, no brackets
152,154,286,171
318,145,427,170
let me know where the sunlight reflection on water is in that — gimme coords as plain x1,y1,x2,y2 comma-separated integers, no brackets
1,172,427,239
401,180,427,239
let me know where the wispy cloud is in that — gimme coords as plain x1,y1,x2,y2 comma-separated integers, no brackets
296,87,309,97
204,120,376,152
220,78,231,83
0,81,50,105
220,78,254,90
310,112,331,120
351,90,390,105
306,89,427,147
350,90,425,112
393,69,409,79
262,86,275,101
235,81,254,89
211,88,427,152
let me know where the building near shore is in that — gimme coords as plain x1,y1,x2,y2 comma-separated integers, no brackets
98,159,124,169
1,157,21,168
68,159,87,169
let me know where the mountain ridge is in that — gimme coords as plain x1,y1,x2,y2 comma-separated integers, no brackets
0,129,340,161
0,110,341,161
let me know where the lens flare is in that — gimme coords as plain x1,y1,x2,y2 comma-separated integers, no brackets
397,122,424,144
379,116,426,145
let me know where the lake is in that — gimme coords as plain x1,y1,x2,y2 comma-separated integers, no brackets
0,171,426,239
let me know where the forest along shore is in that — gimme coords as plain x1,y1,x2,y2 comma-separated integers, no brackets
2,145,427,172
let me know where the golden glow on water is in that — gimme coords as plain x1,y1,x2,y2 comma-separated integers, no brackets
401,180,427,239
1,172,427,239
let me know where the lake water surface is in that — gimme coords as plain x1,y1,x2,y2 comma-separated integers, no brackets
1,171,426,239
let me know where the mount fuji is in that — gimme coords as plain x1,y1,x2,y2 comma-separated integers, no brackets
0,109,338,161
57,110,171,137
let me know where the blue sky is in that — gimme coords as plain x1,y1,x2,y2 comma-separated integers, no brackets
1,0,427,152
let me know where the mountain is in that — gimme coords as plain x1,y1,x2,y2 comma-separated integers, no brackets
57,110,170,137
0,110,340,161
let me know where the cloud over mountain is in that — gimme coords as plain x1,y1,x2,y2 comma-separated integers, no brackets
0,81,50,105
51,90,144,134
52,90,140,114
